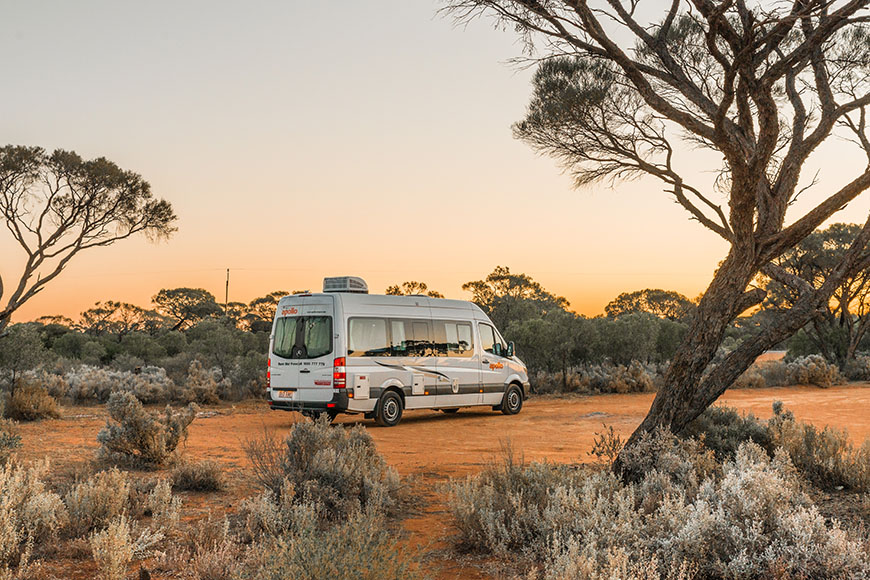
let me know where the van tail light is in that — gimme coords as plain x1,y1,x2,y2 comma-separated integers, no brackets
266,358,271,389
333,357,346,389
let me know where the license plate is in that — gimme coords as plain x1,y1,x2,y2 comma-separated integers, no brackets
274,390,295,399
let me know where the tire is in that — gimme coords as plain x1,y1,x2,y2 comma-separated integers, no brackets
375,390,403,427
500,385,523,416
440,408,459,414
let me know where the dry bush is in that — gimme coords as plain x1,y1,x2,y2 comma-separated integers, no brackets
146,479,181,527
65,365,176,404
769,402,870,492
0,419,21,465
785,354,845,388
96,391,196,467
182,515,242,580
844,353,870,380
244,510,423,580
63,468,130,536
532,361,660,395
171,459,225,492
243,417,400,522
449,435,870,579
0,462,68,569
179,360,227,405
18,370,69,399
588,425,624,464
4,384,60,421
90,516,133,580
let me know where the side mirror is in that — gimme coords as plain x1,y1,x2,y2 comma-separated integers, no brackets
507,341,515,358
493,342,503,357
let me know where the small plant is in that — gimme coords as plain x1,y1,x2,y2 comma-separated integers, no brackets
683,405,774,460
4,383,61,421
96,391,197,467
171,459,225,492
90,516,134,580
181,359,227,405
64,468,131,536
146,479,181,527
784,354,844,388
588,424,624,464
244,417,400,523
65,365,177,404
0,419,21,465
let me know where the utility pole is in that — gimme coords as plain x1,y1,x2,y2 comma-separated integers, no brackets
225,269,230,311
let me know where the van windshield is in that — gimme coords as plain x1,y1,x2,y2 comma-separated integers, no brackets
273,316,332,359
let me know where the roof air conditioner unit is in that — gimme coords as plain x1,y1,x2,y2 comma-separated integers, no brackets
323,276,369,294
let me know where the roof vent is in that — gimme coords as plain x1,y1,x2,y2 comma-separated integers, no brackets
323,276,369,294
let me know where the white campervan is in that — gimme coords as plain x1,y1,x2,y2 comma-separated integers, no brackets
266,276,530,426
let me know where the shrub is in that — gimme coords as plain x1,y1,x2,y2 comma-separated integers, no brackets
683,405,774,460
64,468,131,536
844,353,870,380
244,511,423,580
244,418,400,523
65,365,177,404
0,419,21,465
531,362,660,395
4,384,61,421
0,462,68,568
785,354,845,388
180,359,226,405
449,436,870,578
96,391,197,467
90,516,134,580
183,515,242,580
769,403,870,491
146,479,182,528
171,459,226,492
18,370,69,399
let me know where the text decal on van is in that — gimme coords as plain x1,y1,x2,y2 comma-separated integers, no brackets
281,307,298,316
489,362,504,370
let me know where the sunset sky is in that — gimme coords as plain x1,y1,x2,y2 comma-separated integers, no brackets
3,1,870,323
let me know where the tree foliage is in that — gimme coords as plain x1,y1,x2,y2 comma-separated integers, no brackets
0,146,176,333
605,289,695,322
152,288,222,331
463,266,568,329
385,281,444,298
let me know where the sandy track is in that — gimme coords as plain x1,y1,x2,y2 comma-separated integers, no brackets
16,383,870,579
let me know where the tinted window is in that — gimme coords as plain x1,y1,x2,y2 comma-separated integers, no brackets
348,318,390,357
434,320,473,357
273,316,332,359
390,319,434,357
479,323,496,354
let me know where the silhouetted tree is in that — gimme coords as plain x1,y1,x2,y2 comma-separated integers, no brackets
0,146,176,334
79,301,164,338
153,288,222,331
446,1,870,463
762,223,870,366
385,281,444,298
605,289,695,322
244,291,288,332
463,266,568,329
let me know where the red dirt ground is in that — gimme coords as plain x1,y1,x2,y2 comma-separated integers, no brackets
16,383,870,579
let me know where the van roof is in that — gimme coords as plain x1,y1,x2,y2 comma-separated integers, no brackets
277,292,487,319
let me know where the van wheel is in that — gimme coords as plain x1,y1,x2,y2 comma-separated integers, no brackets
375,391,403,427
501,385,523,415
441,408,459,414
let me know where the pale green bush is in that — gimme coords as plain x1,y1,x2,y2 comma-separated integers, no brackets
180,359,226,405
64,468,130,536
65,365,177,403
146,479,181,527
0,462,68,568
96,391,196,467
171,459,226,492
532,361,660,395
18,370,69,399
4,383,61,421
844,353,870,380
0,419,20,465
683,405,774,460
244,418,400,522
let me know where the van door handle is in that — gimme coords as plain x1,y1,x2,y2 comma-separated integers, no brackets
300,369,311,374
482,358,491,364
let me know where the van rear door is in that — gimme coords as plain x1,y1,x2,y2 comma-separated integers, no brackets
270,297,335,403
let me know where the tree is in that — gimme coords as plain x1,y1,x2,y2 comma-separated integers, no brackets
463,266,568,329
244,290,288,332
385,281,445,298
506,309,582,389
446,1,870,459
0,146,176,334
0,324,48,389
79,301,164,338
152,288,222,331
762,223,870,366
605,289,695,322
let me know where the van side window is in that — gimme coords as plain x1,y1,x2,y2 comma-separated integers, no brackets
479,323,496,354
390,319,434,357
435,320,473,357
411,321,432,356
348,318,390,357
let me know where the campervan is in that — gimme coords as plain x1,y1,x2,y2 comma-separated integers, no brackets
267,276,529,426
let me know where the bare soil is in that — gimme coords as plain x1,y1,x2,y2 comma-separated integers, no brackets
16,383,870,579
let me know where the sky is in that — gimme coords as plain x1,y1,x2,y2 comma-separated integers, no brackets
2,1,869,322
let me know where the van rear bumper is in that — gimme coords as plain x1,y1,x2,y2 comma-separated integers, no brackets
267,390,349,413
